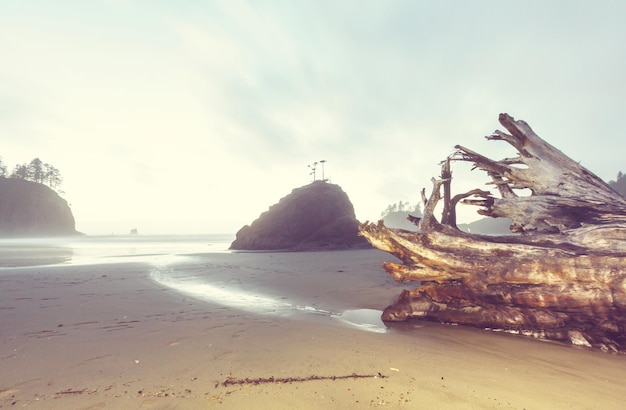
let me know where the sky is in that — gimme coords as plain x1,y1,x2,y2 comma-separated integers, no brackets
1,1,625,235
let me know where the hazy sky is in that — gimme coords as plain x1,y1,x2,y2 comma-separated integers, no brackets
2,1,625,235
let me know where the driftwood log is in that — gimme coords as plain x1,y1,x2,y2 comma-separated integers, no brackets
360,113,626,352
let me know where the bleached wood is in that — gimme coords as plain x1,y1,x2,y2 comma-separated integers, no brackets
360,113,626,352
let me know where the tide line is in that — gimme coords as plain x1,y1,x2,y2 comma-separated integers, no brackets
150,264,387,333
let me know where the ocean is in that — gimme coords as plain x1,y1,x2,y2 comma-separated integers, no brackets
0,234,233,268
0,234,391,332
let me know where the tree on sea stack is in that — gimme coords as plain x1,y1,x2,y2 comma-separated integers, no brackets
360,113,626,352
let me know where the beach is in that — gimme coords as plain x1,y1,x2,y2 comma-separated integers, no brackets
1,238,626,409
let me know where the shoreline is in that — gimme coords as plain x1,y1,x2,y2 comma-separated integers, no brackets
2,253,626,408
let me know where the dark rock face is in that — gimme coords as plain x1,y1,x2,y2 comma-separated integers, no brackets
0,178,80,237
230,181,370,251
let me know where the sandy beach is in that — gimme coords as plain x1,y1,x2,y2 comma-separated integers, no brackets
1,247,626,409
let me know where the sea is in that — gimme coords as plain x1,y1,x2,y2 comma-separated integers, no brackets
0,234,388,333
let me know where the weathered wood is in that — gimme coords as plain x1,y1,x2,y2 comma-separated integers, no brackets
360,113,626,352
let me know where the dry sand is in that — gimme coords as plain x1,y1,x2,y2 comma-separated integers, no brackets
1,250,625,409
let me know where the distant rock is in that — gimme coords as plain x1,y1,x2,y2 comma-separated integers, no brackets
458,217,514,235
380,210,513,236
230,181,371,251
379,201,422,232
381,211,420,231
0,178,80,237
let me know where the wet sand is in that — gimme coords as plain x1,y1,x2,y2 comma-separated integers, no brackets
1,250,626,409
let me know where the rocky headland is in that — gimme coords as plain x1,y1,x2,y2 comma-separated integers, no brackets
0,178,80,237
230,181,370,251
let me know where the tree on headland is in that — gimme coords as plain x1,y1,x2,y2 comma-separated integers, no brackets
307,160,330,183
5,157,64,191
29,158,45,183
0,157,7,177
380,201,422,219
42,163,63,190
10,164,29,180
608,171,626,197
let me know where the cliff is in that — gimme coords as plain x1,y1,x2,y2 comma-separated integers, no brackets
230,181,371,251
0,178,80,237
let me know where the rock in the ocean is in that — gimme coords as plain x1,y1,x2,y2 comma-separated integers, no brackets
230,181,370,251
0,178,80,237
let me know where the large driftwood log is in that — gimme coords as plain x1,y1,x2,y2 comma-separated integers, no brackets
360,114,626,352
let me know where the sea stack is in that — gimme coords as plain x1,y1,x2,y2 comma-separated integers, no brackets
230,181,370,251
0,178,80,237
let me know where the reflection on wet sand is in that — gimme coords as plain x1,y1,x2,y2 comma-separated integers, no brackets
151,264,388,333
0,243,73,268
